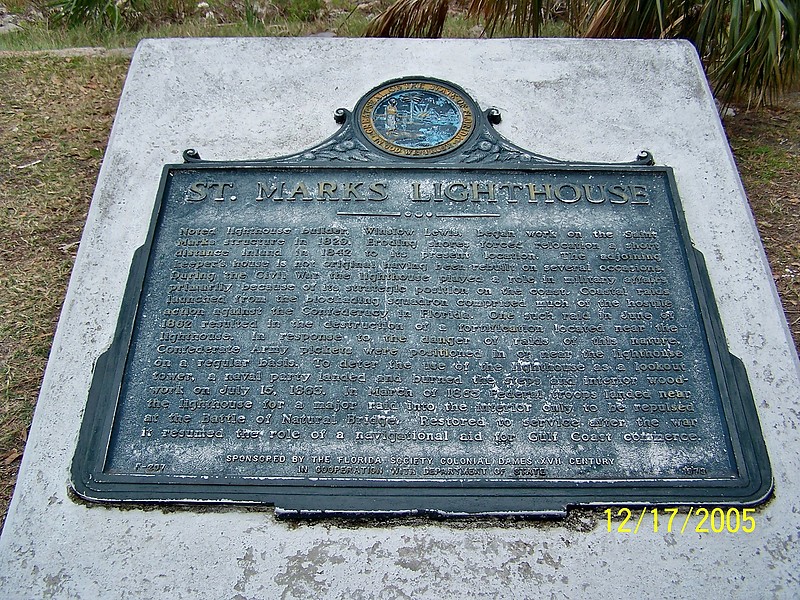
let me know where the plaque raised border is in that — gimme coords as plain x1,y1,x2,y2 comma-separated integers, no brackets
72,77,772,516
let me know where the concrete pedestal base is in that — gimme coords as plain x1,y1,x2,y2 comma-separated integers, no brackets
1,38,798,599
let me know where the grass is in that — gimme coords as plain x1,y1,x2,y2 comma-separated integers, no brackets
0,0,488,51
0,18,362,50
0,1,532,51
725,97,800,346
0,54,130,527
0,48,799,533
0,0,373,50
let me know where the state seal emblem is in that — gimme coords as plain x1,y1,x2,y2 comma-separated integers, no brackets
357,78,476,157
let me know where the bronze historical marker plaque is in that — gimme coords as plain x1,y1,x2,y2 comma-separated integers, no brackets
72,78,772,515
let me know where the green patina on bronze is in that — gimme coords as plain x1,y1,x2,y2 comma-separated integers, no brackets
71,78,772,516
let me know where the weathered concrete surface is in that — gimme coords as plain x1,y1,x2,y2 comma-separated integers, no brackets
0,38,798,599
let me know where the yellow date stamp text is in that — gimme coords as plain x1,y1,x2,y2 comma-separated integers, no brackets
605,507,756,534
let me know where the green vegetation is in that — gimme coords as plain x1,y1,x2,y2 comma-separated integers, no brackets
0,20,338,51
0,0,387,50
366,0,800,106
725,99,800,338
0,0,505,51
731,144,796,186
0,54,130,529
5,1,799,106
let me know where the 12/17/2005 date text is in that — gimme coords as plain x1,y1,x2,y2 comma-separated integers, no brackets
605,507,756,534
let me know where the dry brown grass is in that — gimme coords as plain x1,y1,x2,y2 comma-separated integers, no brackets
0,53,129,528
724,94,800,350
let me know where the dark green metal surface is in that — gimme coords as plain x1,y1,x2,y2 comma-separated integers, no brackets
71,78,772,516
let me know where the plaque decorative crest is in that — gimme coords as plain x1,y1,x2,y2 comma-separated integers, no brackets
357,79,476,157
72,77,772,517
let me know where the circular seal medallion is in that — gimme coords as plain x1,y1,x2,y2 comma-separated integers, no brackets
358,79,476,158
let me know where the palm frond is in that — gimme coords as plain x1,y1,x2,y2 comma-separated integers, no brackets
467,0,545,36
556,0,596,34
365,0,450,37
585,0,701,38
710,0,800,105
583,0,800,105
364,0,800,106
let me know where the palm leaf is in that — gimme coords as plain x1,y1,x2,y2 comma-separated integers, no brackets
710,0,800,105
365,0,800,105
367,0,552,37
585,0,701,38
365,0,450,37
584,0,800,105
467,0,545,36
